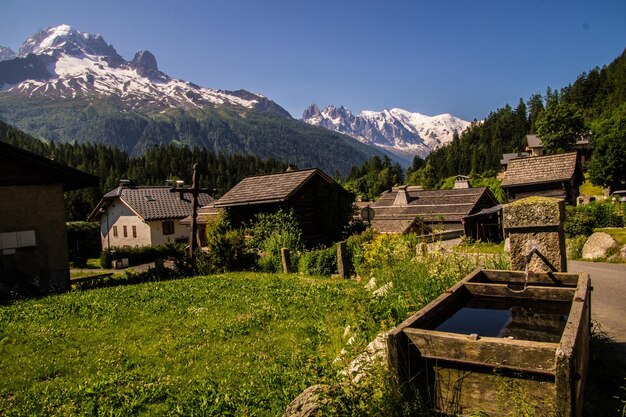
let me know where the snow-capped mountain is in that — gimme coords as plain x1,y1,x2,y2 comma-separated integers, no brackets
303,104,471,161
0,24,289,116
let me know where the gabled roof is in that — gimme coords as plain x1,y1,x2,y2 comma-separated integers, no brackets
502,152,581,188
213,168,334,208
0,141,99,191
371,187,496,223
88,184,213,222
526,134,589,148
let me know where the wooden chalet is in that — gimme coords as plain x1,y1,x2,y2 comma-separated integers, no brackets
501,152,583,205
0,142,99,296
370,184,499,233
190,168,353,246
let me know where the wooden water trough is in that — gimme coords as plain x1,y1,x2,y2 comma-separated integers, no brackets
387,269,591,417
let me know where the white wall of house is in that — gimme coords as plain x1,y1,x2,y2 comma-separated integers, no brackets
97,200,190,249
98,200,151,249
148,219,189,246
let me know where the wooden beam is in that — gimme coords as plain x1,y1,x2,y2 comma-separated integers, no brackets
403,328,558,375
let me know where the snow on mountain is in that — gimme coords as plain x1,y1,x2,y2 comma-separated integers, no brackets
303,104,470,161
0,46,16,61
0,25,290,116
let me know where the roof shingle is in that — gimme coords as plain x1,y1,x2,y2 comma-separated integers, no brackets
502,152,579,187
213,169,328,207
91,185,213,221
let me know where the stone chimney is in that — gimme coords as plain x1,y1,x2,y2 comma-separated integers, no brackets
453,175,470,189
393,185,410,206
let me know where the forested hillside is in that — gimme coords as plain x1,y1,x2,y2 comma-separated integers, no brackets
418,48,626,188
1,120,289,220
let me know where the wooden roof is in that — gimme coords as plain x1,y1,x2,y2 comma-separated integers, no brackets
502,152,581,187
371,187,496,223
0,141,99,191
213,168,333,208
89,184,213,222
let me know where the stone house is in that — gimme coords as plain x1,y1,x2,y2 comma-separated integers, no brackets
0,142,98,295
501,152,584,205
88,180,212,250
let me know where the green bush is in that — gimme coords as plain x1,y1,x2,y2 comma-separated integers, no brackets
565,201,623,237
67,221,101,266
298,246,337,276
197,212,251,274
246,209,303,272
564,206,596,237
566,235,588,260
101,243,184,268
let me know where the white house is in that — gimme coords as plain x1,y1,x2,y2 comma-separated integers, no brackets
88,180,212,250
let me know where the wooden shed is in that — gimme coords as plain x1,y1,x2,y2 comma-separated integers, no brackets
191,168,353,247
502,152,583,205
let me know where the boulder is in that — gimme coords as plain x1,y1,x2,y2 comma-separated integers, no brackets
582,232,616,260
283,384,329,417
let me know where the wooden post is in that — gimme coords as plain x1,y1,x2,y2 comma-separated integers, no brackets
337,240,347,278
170,163,211,264
417,243,428,256
281,248,291,274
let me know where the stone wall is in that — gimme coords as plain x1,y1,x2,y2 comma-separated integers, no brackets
503,196,567,272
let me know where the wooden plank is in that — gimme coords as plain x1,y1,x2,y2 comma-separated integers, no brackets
404,328,558,374
463,282,575,302
480,269,580,287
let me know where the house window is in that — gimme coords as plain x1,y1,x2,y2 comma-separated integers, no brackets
162,221,175,235
123,225,128,237
132,226,137,238
113,226,118,237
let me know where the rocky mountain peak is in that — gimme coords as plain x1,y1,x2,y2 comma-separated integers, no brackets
0,46,16,62
131,50,158,72
17,24,123,61
302,103,321,120
303,104,470,163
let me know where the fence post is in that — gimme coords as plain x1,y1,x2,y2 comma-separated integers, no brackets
337,240,347,279
281,248,291,274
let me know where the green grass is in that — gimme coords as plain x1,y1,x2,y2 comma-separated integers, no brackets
453,241,505,254
0,273,377,416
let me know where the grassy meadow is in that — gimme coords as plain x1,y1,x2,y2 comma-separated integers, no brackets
0,273,379,416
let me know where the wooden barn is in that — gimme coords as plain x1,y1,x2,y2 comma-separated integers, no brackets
502,152,583,205
191,168,353,247
370,184,499,233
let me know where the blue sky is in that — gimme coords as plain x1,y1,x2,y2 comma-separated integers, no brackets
1,0,625,121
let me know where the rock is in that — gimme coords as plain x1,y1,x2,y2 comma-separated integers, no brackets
372,281,393,297
283,384,329,417
582,232,617,260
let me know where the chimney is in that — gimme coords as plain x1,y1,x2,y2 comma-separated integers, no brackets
118,179,133,188
453,175,470,189
393,185,410,206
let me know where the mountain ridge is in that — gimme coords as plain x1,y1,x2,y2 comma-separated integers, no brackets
0,24,384,175
302,103,470,164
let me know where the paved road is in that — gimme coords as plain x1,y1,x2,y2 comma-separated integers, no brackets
569,261,626,343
